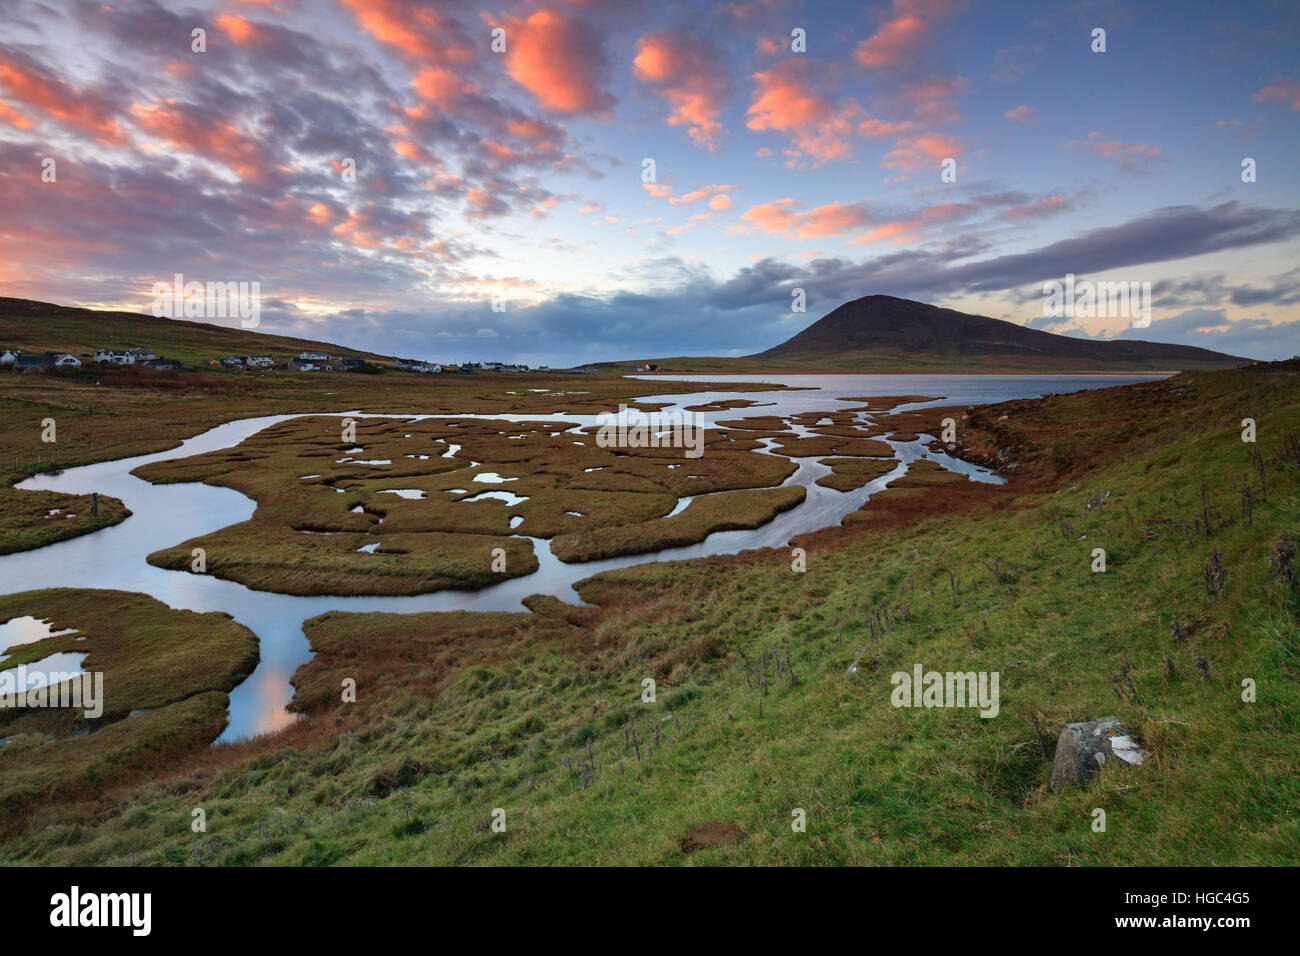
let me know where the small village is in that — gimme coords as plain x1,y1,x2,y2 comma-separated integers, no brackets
0,346,556,375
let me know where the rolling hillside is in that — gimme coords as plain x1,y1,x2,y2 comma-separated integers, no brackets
0,298,394,368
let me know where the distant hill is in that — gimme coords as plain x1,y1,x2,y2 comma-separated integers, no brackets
753,295,1246,369
0,298,393,368
605,295,1249,373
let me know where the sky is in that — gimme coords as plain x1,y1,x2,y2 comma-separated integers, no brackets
0,0,1298,366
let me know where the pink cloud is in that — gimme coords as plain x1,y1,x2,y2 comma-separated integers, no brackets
1067,132,1163,172
855,0,965,69
466,187,511,218
739,198,800,234
338,0,472,66
1004,104,1035,123
670,184,737,206
855,220,915,244
0,55,127,145
131,101,272,181
1253,76,1300,111
506,116,561,143
796,203,873,237
747,59,832,131
856,14,929,68
505,9,613,115
411,67,476,106
0,99,33,130
216,13,259,44
882,132,963,171
857,116,915,137
746,59,860,166
740,199,872,238
851,199,974,244
633,31,732,151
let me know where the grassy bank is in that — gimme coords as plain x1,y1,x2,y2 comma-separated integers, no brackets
0,589,258,822
0,487,131,555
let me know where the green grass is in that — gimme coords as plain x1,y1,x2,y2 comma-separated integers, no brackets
0,366,1296,865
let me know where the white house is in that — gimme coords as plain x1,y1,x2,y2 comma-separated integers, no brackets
0,349,21,367
53,353,82,369
128,347,157,361
246,355,275,369
94,349,135,365
393,357,440,372
299,351,329,361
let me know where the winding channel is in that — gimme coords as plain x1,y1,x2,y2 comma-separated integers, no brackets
0,373,1163,742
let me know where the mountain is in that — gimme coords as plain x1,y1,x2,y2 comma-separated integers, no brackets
746,295,1247,371
597,295,1249,373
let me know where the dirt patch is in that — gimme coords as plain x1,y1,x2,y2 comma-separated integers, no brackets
365,757,429,797
680,821,747,854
